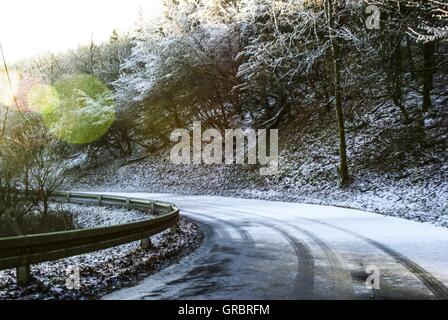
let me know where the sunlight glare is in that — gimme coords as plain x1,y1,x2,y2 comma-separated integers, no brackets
0,70,20,107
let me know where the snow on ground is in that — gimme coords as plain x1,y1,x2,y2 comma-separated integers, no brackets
64,84,448,229
63,202,146,228
0,203,203,300
66,156,448,228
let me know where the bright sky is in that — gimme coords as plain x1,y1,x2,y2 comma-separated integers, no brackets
0,0,163,63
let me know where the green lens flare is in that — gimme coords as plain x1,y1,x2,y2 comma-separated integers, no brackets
28,84,60,115
31,74,116,145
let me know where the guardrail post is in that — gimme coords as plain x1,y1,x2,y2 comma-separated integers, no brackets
66,192,70,203
150,201,155,214
16,265,32,286
98,195,102,206
170,224,177,235
125,198,130,210
140,237,153,250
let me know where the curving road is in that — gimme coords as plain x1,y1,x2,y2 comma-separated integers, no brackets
101,193,448,300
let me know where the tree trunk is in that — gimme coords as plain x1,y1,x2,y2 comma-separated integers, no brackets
122,126,132,156
44,197,49,215
325,0,349,186
40,189,49,215
422,42,435,113
24,165,29,197
406,36,416,80
392,40,410,124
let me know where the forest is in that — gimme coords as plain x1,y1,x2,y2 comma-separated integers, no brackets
1,0,447,234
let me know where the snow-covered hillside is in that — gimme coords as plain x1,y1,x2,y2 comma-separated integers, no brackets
65,88,448,228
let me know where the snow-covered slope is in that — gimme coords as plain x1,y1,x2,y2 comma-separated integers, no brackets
66,91,448,228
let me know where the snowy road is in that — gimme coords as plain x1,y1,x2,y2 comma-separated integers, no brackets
100,193,448,300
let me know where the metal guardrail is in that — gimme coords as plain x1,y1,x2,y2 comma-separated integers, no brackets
0,191,179,286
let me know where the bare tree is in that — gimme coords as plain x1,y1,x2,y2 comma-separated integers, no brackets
16,117,67,215
325,0,349,185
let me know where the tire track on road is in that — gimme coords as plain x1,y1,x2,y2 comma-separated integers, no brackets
187,201,448,299
300,218,448,300
184,208,315,299
288,224,354,299
256,221,315,299
183,210,255,246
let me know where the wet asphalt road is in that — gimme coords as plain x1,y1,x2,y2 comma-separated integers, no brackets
101,193,448,300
